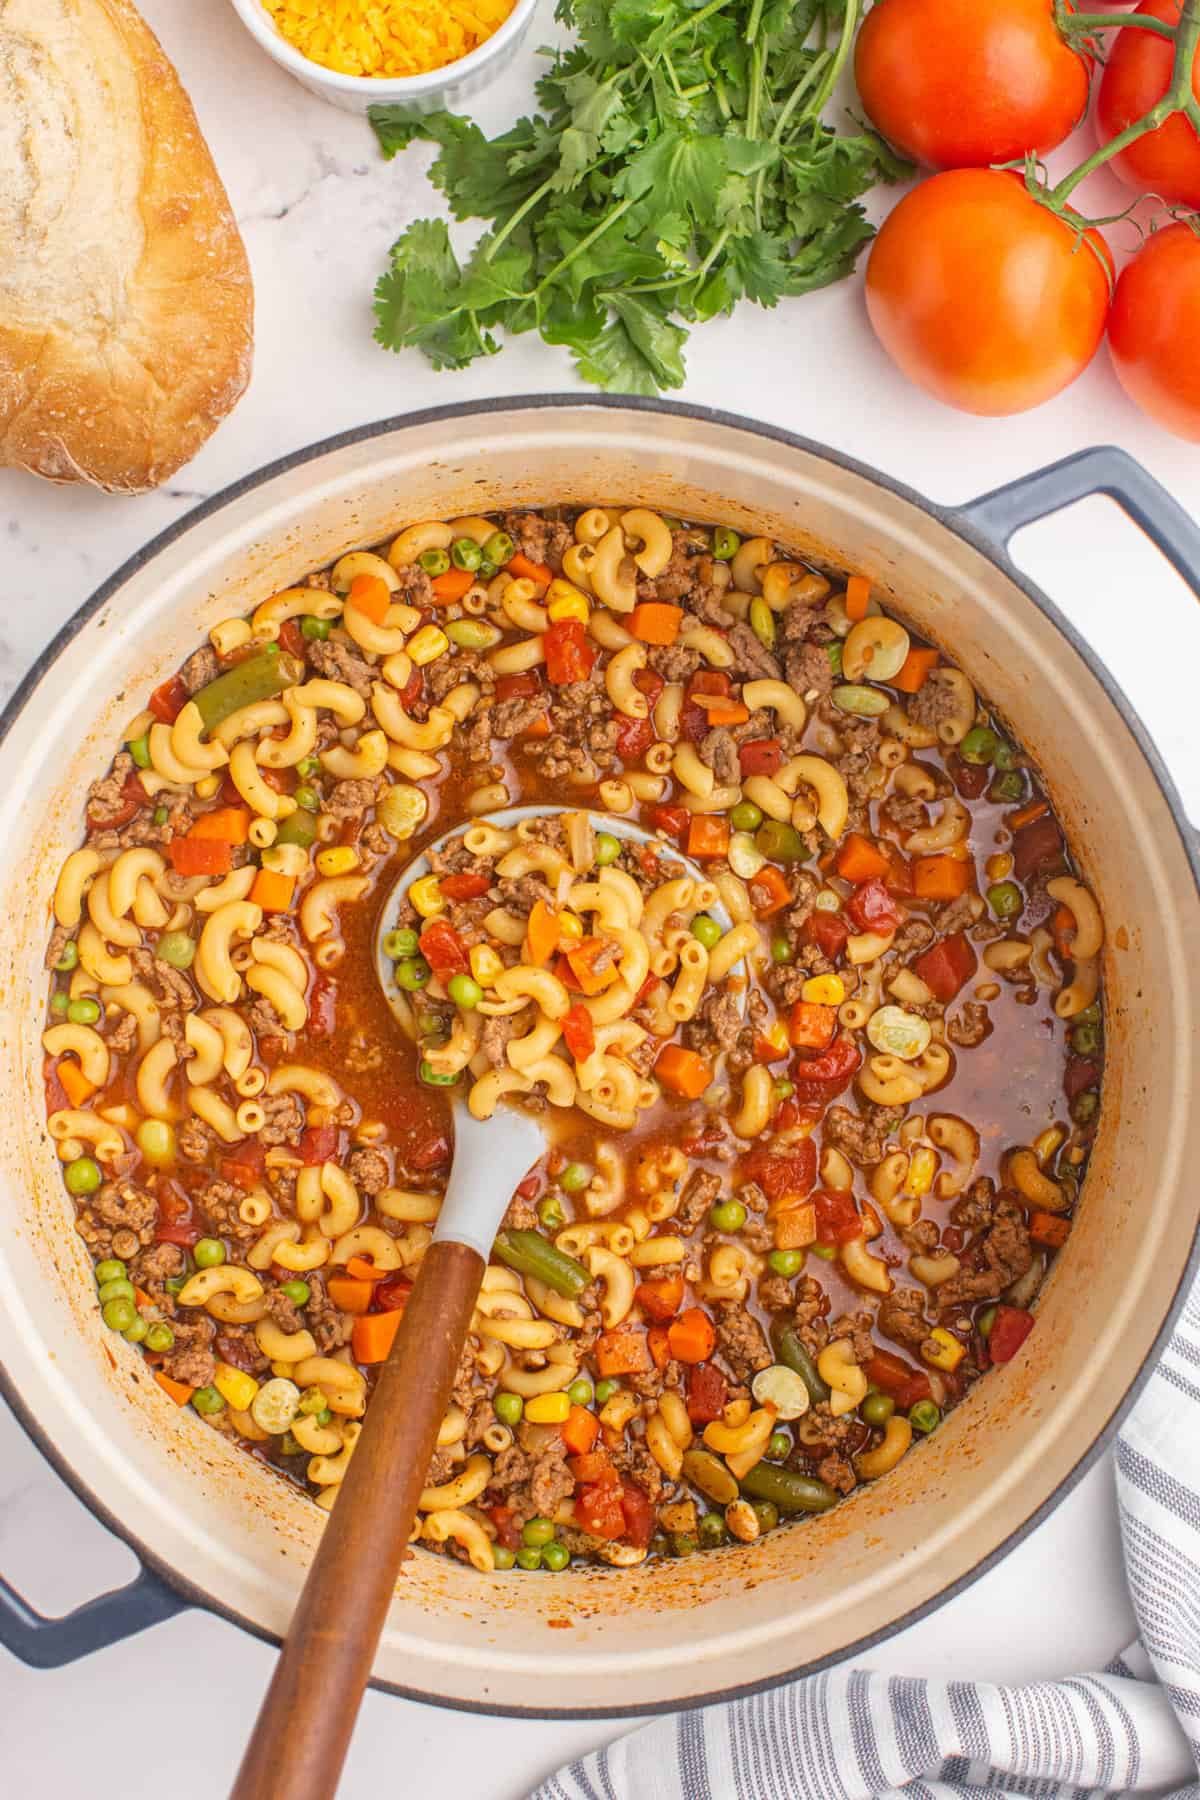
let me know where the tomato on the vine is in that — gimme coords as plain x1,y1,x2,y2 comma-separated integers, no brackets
864,170,1113,416
1096,0,1200,204
1108,224,1200,441
855,0,1090,170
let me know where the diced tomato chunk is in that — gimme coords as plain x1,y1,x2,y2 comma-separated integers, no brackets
561,1002,596,1062
635,1275,684,1322
1011,814,1063,883
298,1124,339,1166
802,910,849,959
738,1137,817,1202
410,1133,450,1170
632,668,665,707
1064,1057,1101,1101
652,804,690,841
374,1276,413,1313
148,675,188,724
913,931,977,1002
620,1480,656,1549
685,1361,728,1424
792,1032,861,1089
575,1481,626,1539
949,754,989,800
812,1187,863,1246
489,1505,522,1551
866,1350,931,1411
988,1306,1035,1364
494,672,542,702
738,737,784,777
419,918,469,976
305,974,336,1039
438,871,491,901
844,877,903,935
613,713,656,759
544,618,596,685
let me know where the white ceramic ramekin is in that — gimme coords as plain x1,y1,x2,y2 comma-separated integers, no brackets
227,0,540,114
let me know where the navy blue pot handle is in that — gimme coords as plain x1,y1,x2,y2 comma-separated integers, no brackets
959,444,1200,600
0,1561,188,1668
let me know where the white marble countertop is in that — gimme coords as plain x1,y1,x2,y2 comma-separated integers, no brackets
2,4,1199,1794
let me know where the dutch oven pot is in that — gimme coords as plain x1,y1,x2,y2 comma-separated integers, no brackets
1,398,1198,1715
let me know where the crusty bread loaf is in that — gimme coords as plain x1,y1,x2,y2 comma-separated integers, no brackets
0,0,253,493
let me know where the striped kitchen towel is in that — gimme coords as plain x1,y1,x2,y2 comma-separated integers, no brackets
531,1280,1200,1800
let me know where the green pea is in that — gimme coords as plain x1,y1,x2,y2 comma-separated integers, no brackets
300,616,332,641
712,526,740,561
494,1392,524,1428
522,1516,556,1549
124,1315,149,1344
755,820,806,863
1071,1088,1100,1125
767,1430,791,1461
144,1323,175,1353
447,973,483,1010
1070,1020,1102,1057
690,914,722,950
537,1195,566,1231
594,1378,618,1405
811,1244,837,1261
153,805,170,827
98,1277,136,1305
671,1532,699,1558
451,537,483,572
157,931,196,971
749,597,776,649
314,1408,332,1428
559,1162,591,1195
483,531,515,567
773,1079,794,1101
419,1060,459,1087
568,1377,594,1407
986,881,1023,921
281,1280,311,1306
594,832,621,867
909,1400,940,1434
65,1157,101,1196
710,1199,746,1234
515,1545,543,1571
826,641,844,678
128,734,152,769
383,928,420,961
102,1296,137,1333
395,957,431,991
54,940,79,973
297,754,321,778
477,559,498,581
95,1258,127,1285
492,1545,517,1570
768,1249,802,1278
730,800,763,833
418,548,451,576
770,934,793,965
299,1387,328,1415
542,1539,571,1571
192,1385,226,1416
65,995,101,1026
50,991,70,1015
193,1237,226,1270
989,771,1025,804
750,1500,779,1534
861,1391,895,1427
293,785,320,812
959,726,998,766
977,1305,998,1339
992,739,1019,771
699,1511,728,1546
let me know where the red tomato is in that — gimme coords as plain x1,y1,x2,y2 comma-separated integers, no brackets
1109,224,1200,442
652,804,690,841
914,931,977,1001
613,714,655,759
298,1124,339,1166
494,672,542,702
277,619,306,659
845,878,903,935
374,1277,413,1313
418,919,469,976
410,1133,450,1170
620,1480,656,1549
544,618,596,685
792,1032,861,1089
866,171,1112,417
739,1137,817,1202
1096,0,1200,204
489,1505,522,1551
398,666,425,711
575,1481,626,1539
685,1361,728,1424
856,0,1089,169
633,668,665,707
305,974,336,1039
561,1002,596,1062
988,1305,1036,1363
438,871,491,901
738,737,784,777
148,675,188,724
812,1187,863,1246
802,910,849,960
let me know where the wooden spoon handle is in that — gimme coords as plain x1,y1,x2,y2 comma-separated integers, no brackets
230,1237,484,1800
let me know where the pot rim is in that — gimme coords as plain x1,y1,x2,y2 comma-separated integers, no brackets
2,392,1197,1718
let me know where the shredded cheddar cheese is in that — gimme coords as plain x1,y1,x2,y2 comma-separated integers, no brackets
263,0,517,78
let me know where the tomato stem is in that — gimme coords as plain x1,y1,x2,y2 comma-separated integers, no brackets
1050,0,1200,205
1062,11,1176,40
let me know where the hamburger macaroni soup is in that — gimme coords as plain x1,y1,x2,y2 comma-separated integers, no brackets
41,508,1104,1573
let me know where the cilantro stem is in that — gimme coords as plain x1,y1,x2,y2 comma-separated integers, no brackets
484,176,558,262
1050,0,1200,204
804,0,861,132
532,194,637,296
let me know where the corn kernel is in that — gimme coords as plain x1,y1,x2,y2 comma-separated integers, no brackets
315,846,360,878
801,973,846,1006
556,911,585,946
469,944,504,986
195,774,221,800
546,580,590,624
409,875,445,919
407,625,450,666
525,1391,571,1425
921,1328,966,1372
213,1363,259,1413
903,1145,937,1198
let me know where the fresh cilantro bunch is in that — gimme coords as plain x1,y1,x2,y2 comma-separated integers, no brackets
370,0,907,394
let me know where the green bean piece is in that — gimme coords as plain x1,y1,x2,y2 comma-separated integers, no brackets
273,808,318,849
419,548,451,576
749,597,776,648
446,618,501,651
977,1305,998,1339
537,1194,566,1231
419,1061,459,1087
191,649,297,732
986,881,1023,921
690,914,722,950
483,531,515,567
989,771,1025,804
54,940,79,973
770,1320,831,1405
680,1447,739,1505
959,726,998,766
451,537,483,572
157,931,196,970
494,1229,589,1299
740,1462,838,1514
128,734,151,769
755,820,806,864
66,997,101,1026
711,527,740,561
826,641,843,678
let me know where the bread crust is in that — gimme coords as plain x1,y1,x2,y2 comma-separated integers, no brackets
0,0,253,493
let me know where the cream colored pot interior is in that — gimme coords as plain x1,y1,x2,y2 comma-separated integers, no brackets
0,403,1196,1714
